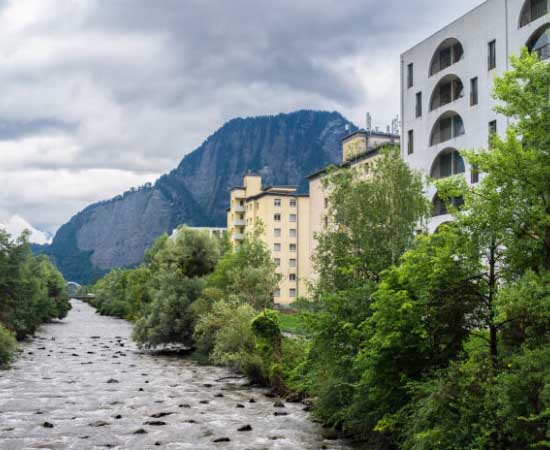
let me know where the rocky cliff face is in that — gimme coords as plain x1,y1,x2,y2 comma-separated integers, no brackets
41,110,356,284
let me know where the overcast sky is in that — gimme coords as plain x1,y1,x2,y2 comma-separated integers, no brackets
0,0,483,236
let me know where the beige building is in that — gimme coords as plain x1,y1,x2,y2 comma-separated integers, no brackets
226,174,310,306
307,130,399,266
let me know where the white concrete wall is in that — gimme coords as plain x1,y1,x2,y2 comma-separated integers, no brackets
401,0,549,231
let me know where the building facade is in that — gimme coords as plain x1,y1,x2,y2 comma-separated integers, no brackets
226,175,310,306
401,0,549,230
308,129,399,269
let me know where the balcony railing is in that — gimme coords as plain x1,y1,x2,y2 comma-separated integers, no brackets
233,219,246,226
233,205,245,213
232,233,244,241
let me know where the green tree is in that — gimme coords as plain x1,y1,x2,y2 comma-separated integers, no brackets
305,146,430,430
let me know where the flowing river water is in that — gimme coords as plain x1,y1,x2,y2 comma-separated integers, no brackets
0,300,364,450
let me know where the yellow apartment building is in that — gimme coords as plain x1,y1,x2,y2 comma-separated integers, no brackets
307,130,399,272
226,174,310,306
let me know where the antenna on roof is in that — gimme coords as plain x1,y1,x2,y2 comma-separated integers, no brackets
366,112,372,132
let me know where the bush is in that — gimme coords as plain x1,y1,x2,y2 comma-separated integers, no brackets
0,324,18,369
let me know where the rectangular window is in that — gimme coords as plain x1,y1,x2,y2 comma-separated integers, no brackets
289,288,297,298
289,214,297,222
324,216,328,228
289,199,297,207
415,92,422,118
488,40,496,70
407,63,413,88
274,213,281,222
289,243,297,252
274,228,281,237
273,288,280,297
274,198,281,207
274,243,281,252
289,273,297,281
289,259,296,268
471,164,480,184
489,120,497,136
470,77,478,106
289,228,297,237
324,198,329,209
407,129,414,155
274,258,281,266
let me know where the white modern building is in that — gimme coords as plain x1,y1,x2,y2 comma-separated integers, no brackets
401,0,549,230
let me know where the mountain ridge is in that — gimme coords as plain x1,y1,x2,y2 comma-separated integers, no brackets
37,110,357,284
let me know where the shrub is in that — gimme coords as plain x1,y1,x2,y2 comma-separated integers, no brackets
0,324,18,369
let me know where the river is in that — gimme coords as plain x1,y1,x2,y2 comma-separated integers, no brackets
0,300,363,450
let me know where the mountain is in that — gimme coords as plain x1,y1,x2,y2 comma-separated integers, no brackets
1,215,52,244
40,110,356,284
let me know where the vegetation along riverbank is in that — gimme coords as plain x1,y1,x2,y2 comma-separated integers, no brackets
83,51,550,450
0,230,71,368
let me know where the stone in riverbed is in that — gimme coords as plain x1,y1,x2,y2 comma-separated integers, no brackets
143,420,167,426
133,428,147,434
213,437,230,442
106,379,119,384
237,424,252,432
273,400,285,408
150,412,174,418
273,411,288,416
42,422,54,428
89,421,110,427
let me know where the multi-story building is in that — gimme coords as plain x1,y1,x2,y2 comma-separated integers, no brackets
401,0,549,230
308,129,399,266
226,174,310,306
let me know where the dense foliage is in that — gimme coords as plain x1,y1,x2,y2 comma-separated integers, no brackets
298,49,550,450
0,230,70,367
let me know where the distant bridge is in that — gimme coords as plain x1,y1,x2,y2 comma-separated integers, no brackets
66,281,95,300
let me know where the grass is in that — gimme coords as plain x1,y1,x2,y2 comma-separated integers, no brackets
279,313,305,334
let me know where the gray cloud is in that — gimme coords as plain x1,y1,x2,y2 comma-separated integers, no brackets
0,0,483,235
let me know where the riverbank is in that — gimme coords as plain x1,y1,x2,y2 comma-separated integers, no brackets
0,300,364,450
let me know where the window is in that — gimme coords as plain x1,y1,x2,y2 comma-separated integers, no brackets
274,258,281,266
488,40,496,70
415,92,422,117
471,164,480,184
324,198,329,208
274,198,281,207
520,0,548,28
433,194,465,217
430,75,464,111
274,213,281,222
430,149,465,179
289,259,297,268
430,112,465,146
324,216,329,228
407,129,414,155
527,23,550,61
274,228,281,237
289,228,297,237
274,243,281,252
273,288,281,297
290,199,297,207
470,77,478,106
407,63,414,88
430,38,464,76
289,214,297,222
289,273,297,281
289,288,297,298
489,120,497,138
289,243,297,252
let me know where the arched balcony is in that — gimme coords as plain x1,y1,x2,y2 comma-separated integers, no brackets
519,0,548,28
430,74,464,111
527,23,550,61
429,38,464,76
430,149,465,180
430,112,465,146
432,194,464,217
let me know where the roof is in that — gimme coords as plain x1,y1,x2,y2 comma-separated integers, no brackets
245,191,309,202
308,147,382,180
343,128,400,142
